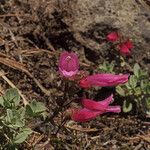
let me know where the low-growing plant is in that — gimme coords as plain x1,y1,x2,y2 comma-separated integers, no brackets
98,61,115,73
98,59,149,115
116,63,150,114
58,51,129,122
0,88,47,149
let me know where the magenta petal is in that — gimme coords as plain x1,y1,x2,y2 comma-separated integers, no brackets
59,68,78,77
106,106,121,113
82,94,113,111
58,51,79,78
80,74,129,88
79,78,91,88
98,94,113,107
71,108,102,122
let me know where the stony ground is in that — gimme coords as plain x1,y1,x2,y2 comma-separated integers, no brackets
0,0,149,149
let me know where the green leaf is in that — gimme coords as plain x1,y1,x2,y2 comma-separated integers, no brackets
133,63,140,77
139,70,148,78
99,62,114,73
134,87,141,95
4,109,25,128
13,120,25,128
116,86,125,96
13,128,32,144
3,97,12,108
26,104,34,117
129,75,137,88
140,80,145,89
0,96,4,107
123,100,133,113
18,107,25,120
22,128,32,134
3,88,20,107
146,97,150,109
5,109,13,123
146,85,150,94
125,82,132,90
26,100,47,117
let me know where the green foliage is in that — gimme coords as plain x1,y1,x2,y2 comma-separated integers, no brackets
146,97,150,114
13,128,32,144
123,100,133,113
98,62,115,73
0,88,47,149
26,100,47,117
0,88,20,108
116,63,150,114
98,60,149,115
116,86,125,96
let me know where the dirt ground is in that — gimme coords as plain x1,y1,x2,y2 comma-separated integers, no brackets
0,0,150,149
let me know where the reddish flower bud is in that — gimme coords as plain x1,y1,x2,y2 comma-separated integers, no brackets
71,94,121,122
79,74,129,88
106,32,119,42
119,40,133,56
59,51,79,78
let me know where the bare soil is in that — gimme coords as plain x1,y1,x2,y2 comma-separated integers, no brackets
0,0,149,149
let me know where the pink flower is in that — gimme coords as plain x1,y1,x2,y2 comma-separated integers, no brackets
71,107,121,122
71,95,121,122
106,106,121,113
79,74,129,88
82,94,113,111
119,40,133,56
59,51,79,78
71,108,102,122
82,94,120,113
106,32,119,42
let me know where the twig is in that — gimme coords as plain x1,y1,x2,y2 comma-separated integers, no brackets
123,133,150,143
137,135,150,143
0,14,29,18
0,56,57,96
21,48,57,57
64,124,99,132
8,29,18,47
0,70,28,106
41,34,56,51
21,48,91,67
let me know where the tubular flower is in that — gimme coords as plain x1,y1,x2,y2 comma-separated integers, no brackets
71,108,102,122
82,94,113,111
106,32,119,42
58,51,79,78
119,40,133,56
79,74,129,88
82,94,121,113
71,106,121,122
71,94,121,122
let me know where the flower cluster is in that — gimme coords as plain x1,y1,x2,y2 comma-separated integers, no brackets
107,32,133,56
71,94,121,122
59,51,129,122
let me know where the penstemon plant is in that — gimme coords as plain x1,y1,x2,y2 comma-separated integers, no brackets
0,88,47,149
58,51,129,122
98,58,150,115
116,63,150,114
